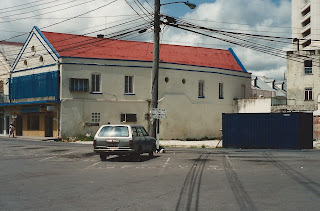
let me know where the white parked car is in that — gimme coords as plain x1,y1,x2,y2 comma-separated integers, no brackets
93,124,156,161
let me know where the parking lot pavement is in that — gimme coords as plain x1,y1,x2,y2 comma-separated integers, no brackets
3,136,320,149
75,139,320,149
1,137,320,210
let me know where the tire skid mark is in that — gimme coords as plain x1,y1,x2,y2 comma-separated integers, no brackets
175,152,210,211
223,154,256,211
264,151,320,197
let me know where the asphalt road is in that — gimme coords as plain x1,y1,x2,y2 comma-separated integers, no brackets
1,137,320,210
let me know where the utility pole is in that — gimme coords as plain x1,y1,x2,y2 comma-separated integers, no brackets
150,0,160,138
149,1,196,138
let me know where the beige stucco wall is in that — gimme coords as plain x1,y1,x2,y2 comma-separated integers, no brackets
235,98,272,113
59,57,251,139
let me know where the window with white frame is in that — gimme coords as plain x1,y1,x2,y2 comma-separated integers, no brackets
91,74,101,92
304,60,312,74
92,113,100,123
198,80,205,98
304,88,313,101
219,83,224,99
125,75,134,94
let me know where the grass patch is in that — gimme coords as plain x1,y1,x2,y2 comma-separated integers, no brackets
63,134,94,142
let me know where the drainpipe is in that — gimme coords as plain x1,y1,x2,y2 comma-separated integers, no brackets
57,60,61,138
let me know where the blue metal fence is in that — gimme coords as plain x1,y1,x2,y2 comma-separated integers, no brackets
10,71,59,100
222,112,313,149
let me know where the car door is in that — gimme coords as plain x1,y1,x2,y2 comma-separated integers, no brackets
139,126,153,151
131,126,145,151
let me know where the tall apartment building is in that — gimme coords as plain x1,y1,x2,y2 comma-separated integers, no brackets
287,0,320,111
292,0,320,49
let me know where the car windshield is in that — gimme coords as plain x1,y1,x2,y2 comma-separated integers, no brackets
98,126,129,137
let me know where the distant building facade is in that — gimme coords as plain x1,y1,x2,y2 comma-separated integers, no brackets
0,41,23,135
292,0,320,49
1,26,251,139
235,76,287,113
287,0,320,112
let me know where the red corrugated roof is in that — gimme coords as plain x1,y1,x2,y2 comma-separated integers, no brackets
42,31,243,72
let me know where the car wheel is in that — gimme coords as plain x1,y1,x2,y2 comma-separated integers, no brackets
100,153,107,161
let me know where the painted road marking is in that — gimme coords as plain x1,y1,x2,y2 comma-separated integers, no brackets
163,157,171,168
39,151,74,162
83,161,101,170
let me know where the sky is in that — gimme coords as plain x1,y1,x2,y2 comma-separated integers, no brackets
0,0,292,80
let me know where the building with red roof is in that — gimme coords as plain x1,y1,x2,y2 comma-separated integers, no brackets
2,26,251,139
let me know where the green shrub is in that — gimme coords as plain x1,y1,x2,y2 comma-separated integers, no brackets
76,134,94,141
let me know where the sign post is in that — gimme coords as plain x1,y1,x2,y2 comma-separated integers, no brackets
151,108,166,150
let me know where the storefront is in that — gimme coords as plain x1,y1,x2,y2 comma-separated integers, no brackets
6,103,59,137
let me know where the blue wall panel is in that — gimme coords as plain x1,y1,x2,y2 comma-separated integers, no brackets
222,113,313,149
11,71,59,100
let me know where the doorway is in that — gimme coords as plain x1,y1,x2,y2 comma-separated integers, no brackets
16,116,23,136
45,115,53,137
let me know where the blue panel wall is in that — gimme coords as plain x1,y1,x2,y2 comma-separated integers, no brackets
222,113,313,149
10,71,59,100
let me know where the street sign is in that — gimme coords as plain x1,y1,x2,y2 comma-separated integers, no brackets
151,108,166,119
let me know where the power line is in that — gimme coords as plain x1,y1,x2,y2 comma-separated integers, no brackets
162,16,320,67
0,0,96,24
0,0,62,14
0,0,46,11
1,0,120,42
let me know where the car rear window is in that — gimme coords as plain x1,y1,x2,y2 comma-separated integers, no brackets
98,126,129,137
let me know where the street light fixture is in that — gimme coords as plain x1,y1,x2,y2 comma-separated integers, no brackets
161,1,196,9
150,0,196,139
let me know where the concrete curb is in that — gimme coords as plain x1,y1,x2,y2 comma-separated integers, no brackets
159,140,222,148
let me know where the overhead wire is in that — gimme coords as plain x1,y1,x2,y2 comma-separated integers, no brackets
0,0,46,12
133,0,153,20
162,15,320,67
0,0,97,24
0,0,65,15
124,0,151,22
0,0,120,42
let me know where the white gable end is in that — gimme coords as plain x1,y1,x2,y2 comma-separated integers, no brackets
12,26,59,75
